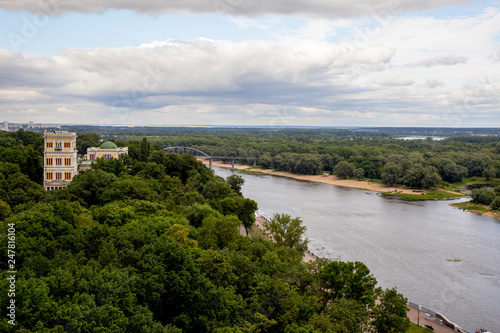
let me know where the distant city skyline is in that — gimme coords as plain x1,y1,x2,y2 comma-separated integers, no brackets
0,0,499,127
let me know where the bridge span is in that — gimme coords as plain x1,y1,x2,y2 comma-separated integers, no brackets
164,146,258,170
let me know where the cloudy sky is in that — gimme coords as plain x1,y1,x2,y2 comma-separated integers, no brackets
0,0,499,127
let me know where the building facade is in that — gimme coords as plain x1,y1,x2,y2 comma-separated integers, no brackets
43,131,78,190
79,141,129,171
87,141,128,160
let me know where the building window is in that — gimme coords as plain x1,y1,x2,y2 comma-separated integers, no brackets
46,142,53,148
64,142,71,148
64,158,71,166
103,154,112,160
89,154,95,160
56,172,62,180
64,172,72,180
46,158,53,166
56,158,62,166
55,140,62,151
46,172,53,180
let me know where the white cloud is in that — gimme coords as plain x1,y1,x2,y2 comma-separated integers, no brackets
373,76,414,86
0,0,473,18
410,55,468,67
57,107,81,114
0,90,42,101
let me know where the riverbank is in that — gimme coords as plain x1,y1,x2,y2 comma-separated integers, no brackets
450,201,500,221
200,159,462,200
252,213,460,333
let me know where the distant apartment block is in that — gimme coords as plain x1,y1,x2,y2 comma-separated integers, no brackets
1,120,61,132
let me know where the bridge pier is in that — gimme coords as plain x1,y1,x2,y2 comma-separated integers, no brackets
253,158,256,168
209,158,212,169
232,159,235,171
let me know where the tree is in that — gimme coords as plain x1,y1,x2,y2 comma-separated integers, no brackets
226,174,245,195
471,187,496,205
202,179,232,201
0,199,11,220
92,156,128,177
381,162,402,186
402,165,441,189
198,215,241,249
77,132,100,155
333,161,355,179
265,213,309,253
318,261,377,306
441,160,468,183
354,168,365,180
66,169,118,206
490,196,500,210
483,165,496,180
371,288,410,333
308,298,370,333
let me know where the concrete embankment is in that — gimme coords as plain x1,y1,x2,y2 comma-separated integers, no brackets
407,302,468,333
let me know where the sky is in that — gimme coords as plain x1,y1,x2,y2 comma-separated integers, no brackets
0,0,499,127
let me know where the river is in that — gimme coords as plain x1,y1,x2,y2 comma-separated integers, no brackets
213,166,500,332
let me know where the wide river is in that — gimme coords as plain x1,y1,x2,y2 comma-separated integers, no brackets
213,167,500,332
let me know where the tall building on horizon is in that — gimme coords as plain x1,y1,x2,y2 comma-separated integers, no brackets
43,131,78,191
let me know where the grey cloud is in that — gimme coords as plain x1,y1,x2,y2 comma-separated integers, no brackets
0,39,395,109
410,55,468,67
426,78,444,88
0,0,473,18
2,37,498,127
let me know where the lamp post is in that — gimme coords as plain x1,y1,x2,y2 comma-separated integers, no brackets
418,305,422,326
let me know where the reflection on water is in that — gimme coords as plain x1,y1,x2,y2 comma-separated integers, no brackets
213,167,500,332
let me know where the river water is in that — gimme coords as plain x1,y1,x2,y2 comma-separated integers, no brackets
213,167,500,332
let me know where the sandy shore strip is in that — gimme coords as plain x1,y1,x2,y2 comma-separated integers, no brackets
199,158,431,195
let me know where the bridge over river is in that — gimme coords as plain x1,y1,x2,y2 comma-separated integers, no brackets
164,146,258,170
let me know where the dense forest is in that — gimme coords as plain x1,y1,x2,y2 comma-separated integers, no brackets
0,130,410,332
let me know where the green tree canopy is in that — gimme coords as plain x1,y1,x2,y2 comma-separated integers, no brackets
265,213,309,253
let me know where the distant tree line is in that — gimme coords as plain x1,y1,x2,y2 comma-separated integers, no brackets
122,130,500,189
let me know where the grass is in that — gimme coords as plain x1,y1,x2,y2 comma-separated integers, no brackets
407,322,433,333
450,201,500,221
451,201,490,212
383,189,463,201
239,169,265,175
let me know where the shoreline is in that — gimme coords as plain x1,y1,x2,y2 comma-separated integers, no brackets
253,213,460,333
450,202,500,221
200,158,462,198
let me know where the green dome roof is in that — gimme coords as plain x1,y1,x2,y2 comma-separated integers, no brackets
100,141,118,149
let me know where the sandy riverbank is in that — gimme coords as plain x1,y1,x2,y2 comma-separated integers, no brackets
199,159,442,196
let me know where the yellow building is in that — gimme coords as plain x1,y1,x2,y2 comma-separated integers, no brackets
43,131,78,190
79,141,129,171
